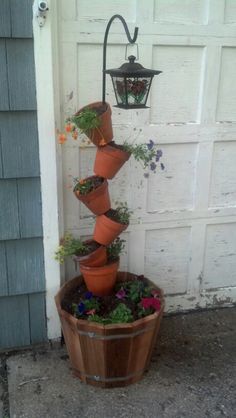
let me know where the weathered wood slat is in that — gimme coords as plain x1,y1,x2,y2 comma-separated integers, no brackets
0,242,8,297
0,179,20,240
29,293,47,343
0,111,40,179
10,0,33,38
0,0,11,37
0,40,9,110
6,238,45,295
17,178,43,238
0,294,30,349
0,140,3,178
6,39,37,110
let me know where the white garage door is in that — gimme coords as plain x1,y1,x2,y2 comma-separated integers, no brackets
58,0,236,312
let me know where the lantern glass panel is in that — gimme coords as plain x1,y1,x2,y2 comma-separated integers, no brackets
112,77,127,106
112,76,152,108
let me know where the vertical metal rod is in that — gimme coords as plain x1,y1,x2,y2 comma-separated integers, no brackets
102,14,139,104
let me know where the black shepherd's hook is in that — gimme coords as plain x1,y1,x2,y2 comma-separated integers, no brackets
102,15,139,103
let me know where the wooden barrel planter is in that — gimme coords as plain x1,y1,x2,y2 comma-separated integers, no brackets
55,272,164,388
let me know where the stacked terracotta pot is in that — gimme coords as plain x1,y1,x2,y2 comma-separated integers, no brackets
74,101,131,296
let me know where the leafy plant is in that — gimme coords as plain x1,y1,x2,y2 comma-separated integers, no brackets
107,238,125,262
122,139,164,173
125,279,150,303
58,107,101,143
109,303,133,323
110,202,133,225
73,178,94,195
55,233,87,264
70,107,100,134
74,176,104,195
72,296,100,317
89,304,133,324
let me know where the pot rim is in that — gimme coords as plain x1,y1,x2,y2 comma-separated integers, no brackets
73,175,106,195
55,272,164,330
79,257,119,271
97,143,131,160
75,101,111,116
100,211,129,228
72,239,105,262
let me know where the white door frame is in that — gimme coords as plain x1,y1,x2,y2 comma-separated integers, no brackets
33,0,62,340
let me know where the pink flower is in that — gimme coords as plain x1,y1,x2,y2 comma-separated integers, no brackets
86,309,96,315
151,298,161,311
116,288,126,300
141,297,161,311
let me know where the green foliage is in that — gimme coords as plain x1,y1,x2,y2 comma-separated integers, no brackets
122,279,151,303
55,233,87,264
87,314,111,325
109,303,133,323
72,299,100,317
70,107,100,134
122,142,156,168
73,178,94,195
107,238,125,262
138,307,153,318
88,304,133,324
112,202,133,225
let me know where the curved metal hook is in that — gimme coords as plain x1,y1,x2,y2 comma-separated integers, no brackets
102,15,139,103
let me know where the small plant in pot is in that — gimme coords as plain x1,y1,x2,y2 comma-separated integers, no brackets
79,237,125,296
73,175,111,215
55,233,107,268
93,202,133,245
59,102,113,147
94,139,164,179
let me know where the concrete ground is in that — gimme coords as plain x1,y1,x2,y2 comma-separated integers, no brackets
0,307,236,418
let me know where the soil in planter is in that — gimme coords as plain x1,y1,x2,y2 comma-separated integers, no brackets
75,240,100,256
74,176,103,195
105,209,128,225
104,141,129,153
90,103,108,116
61,275,162,323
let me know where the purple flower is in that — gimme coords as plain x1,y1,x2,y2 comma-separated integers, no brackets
160,162,165,171
85,291,93,300
155,149,163,162
116,288,126,300
147,139,154,150
78,302,85,314
150,162,157,171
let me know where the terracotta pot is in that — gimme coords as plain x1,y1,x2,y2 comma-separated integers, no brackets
93,143,131,179
74,176,111,215
93,213,128,245
75,101,113,146
55,272,164,388
73,240,107,268
80,259,119,296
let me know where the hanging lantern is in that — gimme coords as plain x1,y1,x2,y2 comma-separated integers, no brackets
105,55,162,109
